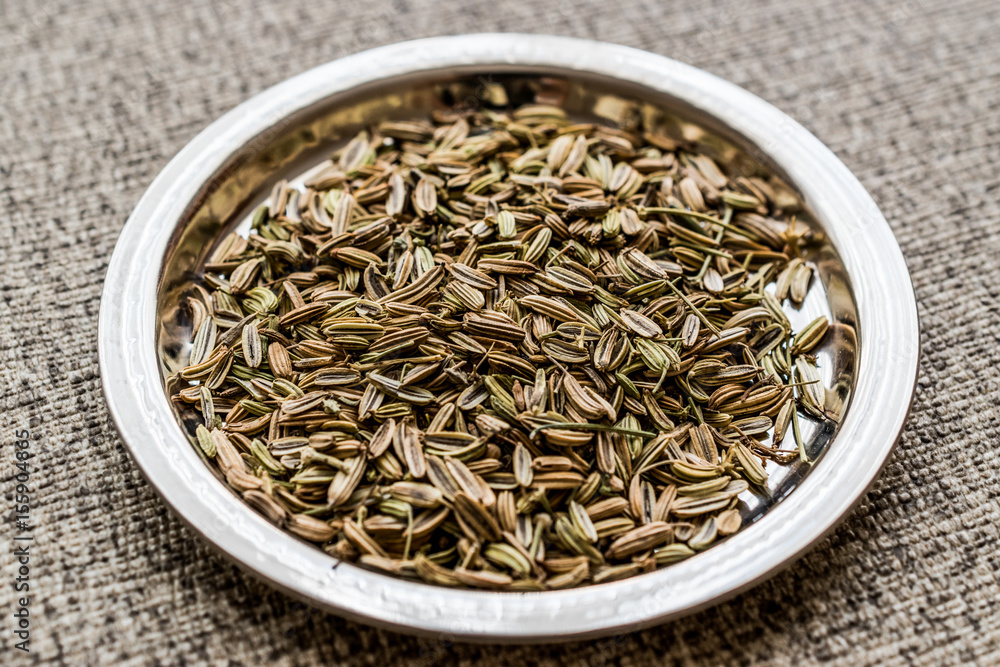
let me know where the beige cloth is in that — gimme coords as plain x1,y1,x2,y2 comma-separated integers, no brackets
1,0,998,664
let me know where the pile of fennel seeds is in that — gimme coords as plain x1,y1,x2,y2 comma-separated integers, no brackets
172,102,834,590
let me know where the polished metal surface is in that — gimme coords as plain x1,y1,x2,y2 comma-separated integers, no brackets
99,34,918,641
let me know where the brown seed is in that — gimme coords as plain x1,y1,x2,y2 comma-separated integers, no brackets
343,519,388,558
716,509,742,536
288,514,336,542
243,490,287,526
190,317,217,366
426,456,460,502
172,97,820,590
620,309,663,338
605,522,673,559
679,177,707,212
453,567,512,590
267,341,293,378
453,492,502,542
513,444,534,487
388,481,443,508
367,418,396,458
681,313,700,348
400,421,427,479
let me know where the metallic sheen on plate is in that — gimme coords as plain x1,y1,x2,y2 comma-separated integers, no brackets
99,34,918,641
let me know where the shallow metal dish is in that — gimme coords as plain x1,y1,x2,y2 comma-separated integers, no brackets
99,34,918,641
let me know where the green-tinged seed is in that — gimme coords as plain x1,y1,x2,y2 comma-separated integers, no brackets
791,316,829,354
171,97,821,590
195,424,216,458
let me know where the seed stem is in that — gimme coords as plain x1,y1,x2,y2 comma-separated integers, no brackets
528,423,657,439
664,278,721,334
791,405,810,464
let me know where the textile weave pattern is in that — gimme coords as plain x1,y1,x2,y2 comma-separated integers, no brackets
1,0,998,664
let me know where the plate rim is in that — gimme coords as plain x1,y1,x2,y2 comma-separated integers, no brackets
99,33,919,641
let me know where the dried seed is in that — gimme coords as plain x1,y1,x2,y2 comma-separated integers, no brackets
513,444,534,487
605,522,673,559
681,313,700,348
791,315,829,354
773,399,795,444
288,514,336,542
795,357,826,412
449,262,498,290
172,97,822,590
195,424,216,458
243,490,287,526
453,492,501,542
688,517,718,550
343,519,388,558
790,263,813,304
620,309,663,338
733,443,768,486
569,500,599,543
190,317,217,366
716,509,742,536
388,481,443,508
671,495,731,518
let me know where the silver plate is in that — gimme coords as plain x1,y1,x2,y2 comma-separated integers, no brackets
99,34,918,641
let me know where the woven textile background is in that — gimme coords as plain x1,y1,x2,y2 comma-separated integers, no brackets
2,0,999,664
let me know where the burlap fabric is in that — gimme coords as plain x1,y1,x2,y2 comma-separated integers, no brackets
2,0,998,664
